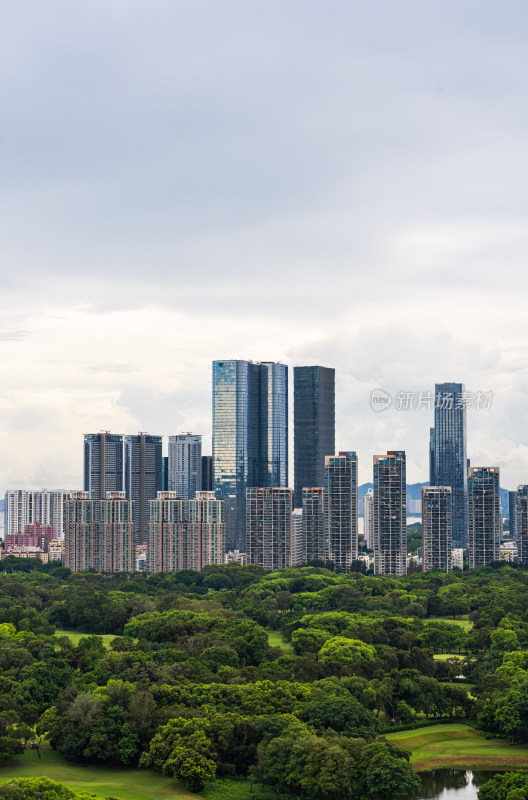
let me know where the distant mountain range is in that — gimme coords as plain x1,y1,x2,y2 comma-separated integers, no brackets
358,482,511,517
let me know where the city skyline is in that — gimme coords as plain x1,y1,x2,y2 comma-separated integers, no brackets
1,3,528,495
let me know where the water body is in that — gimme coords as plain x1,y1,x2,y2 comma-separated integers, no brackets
414,770,498,800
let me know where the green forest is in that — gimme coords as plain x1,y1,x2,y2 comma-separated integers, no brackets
2,557,528,799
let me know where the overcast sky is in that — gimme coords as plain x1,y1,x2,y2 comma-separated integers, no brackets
1,0,528,491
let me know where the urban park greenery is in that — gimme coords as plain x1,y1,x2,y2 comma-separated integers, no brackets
2,557,528,796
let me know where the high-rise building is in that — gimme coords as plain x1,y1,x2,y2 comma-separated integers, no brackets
291,508,304,566
324,452,358,572
148,490,224,573
212,360,288,550
246,487,293,570
124,434,163,544
162,456,169,492
84,433,124,500
4,489,72,538
516,486,528,562
302,487,326,563
293,366,335,508
422,486,452,573
509,490,518,540
201,456,213,491
168,434,202,499
64,491,135,573
373,451,407,576
468,467,500,568
363,488,374,550
429,383,468,548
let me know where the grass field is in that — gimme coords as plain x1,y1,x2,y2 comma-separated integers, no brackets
55,629,116,648
427,616,474,630
385,723,528,771
433,653,466,661
0,749,198,800
267,631,293,652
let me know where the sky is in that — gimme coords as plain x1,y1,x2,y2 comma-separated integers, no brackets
1,0,528,491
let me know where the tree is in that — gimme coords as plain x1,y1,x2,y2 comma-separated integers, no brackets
318,637,376,674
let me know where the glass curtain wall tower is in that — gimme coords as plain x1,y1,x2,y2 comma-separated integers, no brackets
294,366,335,508
212,360,288,550
429,382,469,548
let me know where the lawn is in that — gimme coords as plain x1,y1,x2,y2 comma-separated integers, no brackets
55,629,117,648
0,749,198,800
427,616,474,630
433,653,467,661
385,723,528,771
267,630,293,652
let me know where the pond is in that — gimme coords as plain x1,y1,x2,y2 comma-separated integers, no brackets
415,769,499,800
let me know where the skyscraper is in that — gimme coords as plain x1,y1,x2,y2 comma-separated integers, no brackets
302,487,326,563
291,508,304,566
124,433,163,544
212,359,288,550
324,452,358,572
373,451,406,576
246,487,293,570
64,491,135,573
422,486,452,573
429,383,468,548
294,366,335,508
363,488,374,550
516,486,528,562
468,467,500,568
84,433,124,500
509,490,518,540
168,434,202,499
201,456,213,492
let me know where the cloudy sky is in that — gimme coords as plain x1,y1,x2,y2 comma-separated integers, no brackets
1,0,528,491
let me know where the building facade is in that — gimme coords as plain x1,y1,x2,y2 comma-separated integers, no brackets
201,455,213,492
212,360,288,550
302,487,326,563
468,467,500,568
429,383,469,548
422,486,452,573
363,488,374,550
4,489,71,538
147,491,224,573
168,434,202,499
509,490,518,540
324,452,358,572
516,485,528,562
246,487,293,570
373,451,407,576
64,491,135,573
291,508,304,566
293,366,335,508
84,433,124,500
124,433,163,544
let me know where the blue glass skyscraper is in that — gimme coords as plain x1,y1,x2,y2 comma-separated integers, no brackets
212,360,288,550
294,366,335,508
429,382,469,548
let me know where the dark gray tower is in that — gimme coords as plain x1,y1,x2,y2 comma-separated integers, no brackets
124,433,163,544
294,366,335,508
430,383,469,549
